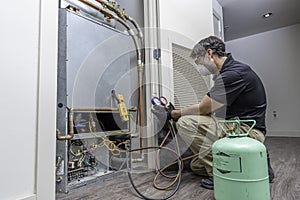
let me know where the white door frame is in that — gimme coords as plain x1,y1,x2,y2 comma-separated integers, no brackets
35,1,58,200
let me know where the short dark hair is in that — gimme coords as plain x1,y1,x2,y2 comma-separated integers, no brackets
190,36,226,58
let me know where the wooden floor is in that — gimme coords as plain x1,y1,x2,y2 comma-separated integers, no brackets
56,137,300,200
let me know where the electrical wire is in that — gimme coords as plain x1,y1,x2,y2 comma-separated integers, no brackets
73,111,184,199
78,154,86,167
71,108,183,199
69,111,136,172
88,121,121,156
69,142,83,157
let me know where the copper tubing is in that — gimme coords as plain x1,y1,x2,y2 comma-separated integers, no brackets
78,0,131,32
95,0,143,41
96,0,128,21
137,64,143,147
97,0,143,40
57,129,73,140
99,8,115,19
57,108,74,140
68,107,137,112
78,0,99,10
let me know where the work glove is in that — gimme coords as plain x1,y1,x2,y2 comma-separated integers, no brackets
151,102,176,122
152,102,179,144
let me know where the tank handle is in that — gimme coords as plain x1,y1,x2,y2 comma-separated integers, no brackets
218,119,256,137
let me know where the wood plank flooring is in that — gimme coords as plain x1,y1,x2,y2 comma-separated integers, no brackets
56,137,300,200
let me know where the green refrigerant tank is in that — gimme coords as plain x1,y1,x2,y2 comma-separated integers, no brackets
212,120,270,200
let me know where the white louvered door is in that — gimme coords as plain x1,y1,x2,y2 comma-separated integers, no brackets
172,43,211,109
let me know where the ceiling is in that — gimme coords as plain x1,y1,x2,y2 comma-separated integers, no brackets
218,0,300,41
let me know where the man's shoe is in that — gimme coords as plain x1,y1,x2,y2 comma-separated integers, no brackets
201,177,214,190
267,151,275,183
268,165,275,183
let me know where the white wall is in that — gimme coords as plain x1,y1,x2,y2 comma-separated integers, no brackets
0,1,39,199
157,0,214,101
0,1,58,200
158,0,213,43
226,23,300,137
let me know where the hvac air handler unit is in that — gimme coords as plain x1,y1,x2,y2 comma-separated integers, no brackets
212,120,270,200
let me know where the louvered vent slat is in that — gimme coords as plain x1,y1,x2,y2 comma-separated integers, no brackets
172,44,210,109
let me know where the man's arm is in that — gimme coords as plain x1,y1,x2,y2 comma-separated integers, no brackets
171,95,224,119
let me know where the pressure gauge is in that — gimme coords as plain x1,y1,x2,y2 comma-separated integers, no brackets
159,96,168,106
151,97,161,106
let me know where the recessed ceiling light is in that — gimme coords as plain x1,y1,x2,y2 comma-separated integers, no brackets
263,12,273,18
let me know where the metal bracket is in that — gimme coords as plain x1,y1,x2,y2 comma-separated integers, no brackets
153,48,161,60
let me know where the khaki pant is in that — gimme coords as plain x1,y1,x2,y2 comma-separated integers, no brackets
176,115,265,177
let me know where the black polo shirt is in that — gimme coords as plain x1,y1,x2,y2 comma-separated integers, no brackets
207,53,267,132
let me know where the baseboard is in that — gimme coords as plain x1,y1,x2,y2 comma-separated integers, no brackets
267,130,300,137
18,195,36,200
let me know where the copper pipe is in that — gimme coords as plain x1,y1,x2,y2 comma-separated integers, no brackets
96,0,127,21
78,0,131,31
57,108,74,140
96,0,142,40
69,107,137,112
99,7,115,20
78,0,99,10
56,118,74,141
138,64,143,147
95,1,142,39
